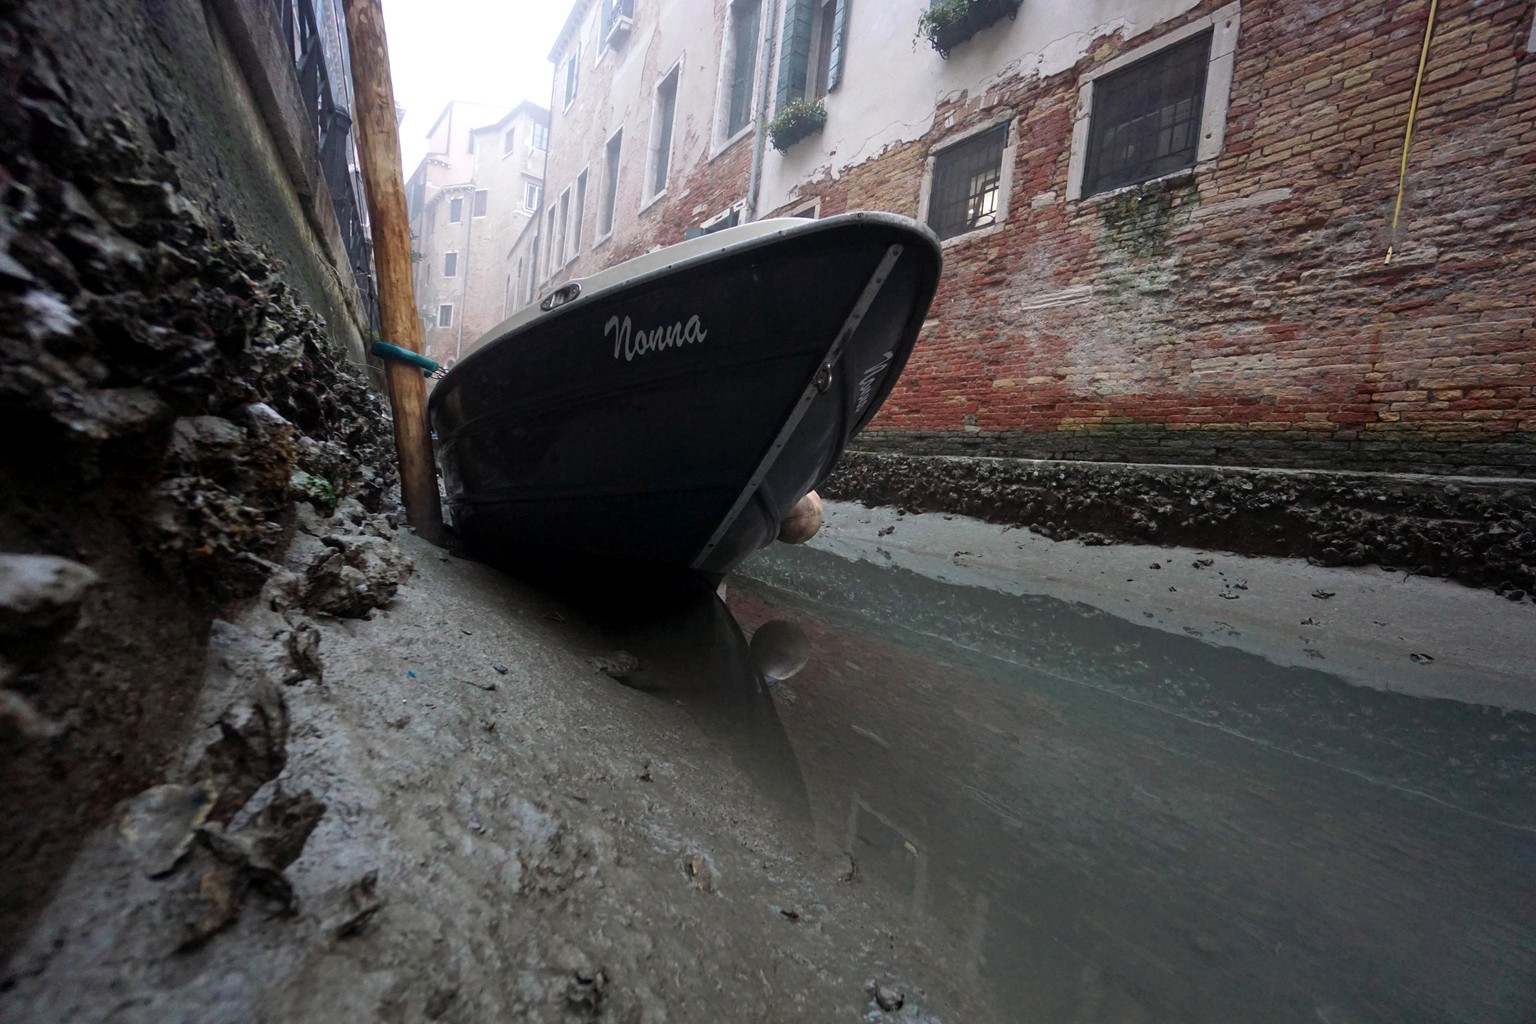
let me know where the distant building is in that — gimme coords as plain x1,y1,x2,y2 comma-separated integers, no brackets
516,0,1535,477
406,100,550,366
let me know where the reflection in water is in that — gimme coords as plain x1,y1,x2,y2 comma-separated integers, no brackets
533,551,1535,1023
727,545,1536,1024
555,569,813,825
747,619,811,683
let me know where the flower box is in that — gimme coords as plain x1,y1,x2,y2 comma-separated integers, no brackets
767,99,827,154
918,0,1023,59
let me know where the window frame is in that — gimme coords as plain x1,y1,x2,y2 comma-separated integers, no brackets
572,168,588,257
716,0,762,151
1066,2,1241,201
437,303,454,328
598,128,624,242
531,122,550,152
919,119,1016,244
472,189,489,218
562,46,581,110
645,62,683,204
503,127,516,156
524,181,542,212
443,250,458,278
448,196,464,224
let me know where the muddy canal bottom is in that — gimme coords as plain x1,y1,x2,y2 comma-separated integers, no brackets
607,543,1536,1024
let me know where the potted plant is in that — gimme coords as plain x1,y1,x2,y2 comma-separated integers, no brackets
767,98,827,153
917,0,1023,58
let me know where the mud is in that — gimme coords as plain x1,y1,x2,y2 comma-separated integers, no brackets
0,529,958,1024
0,25,397,952
824,451,1536,599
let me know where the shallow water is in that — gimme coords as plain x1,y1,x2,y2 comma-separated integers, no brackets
627,542,1536,1024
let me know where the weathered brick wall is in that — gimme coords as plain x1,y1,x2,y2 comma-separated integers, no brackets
773,0,1536,476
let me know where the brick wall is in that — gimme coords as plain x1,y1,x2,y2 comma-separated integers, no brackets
770,0,1536,476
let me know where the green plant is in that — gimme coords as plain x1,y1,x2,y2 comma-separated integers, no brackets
767,98,827,153
916,0,1021,58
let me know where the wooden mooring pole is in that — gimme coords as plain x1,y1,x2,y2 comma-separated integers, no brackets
343,0,445,544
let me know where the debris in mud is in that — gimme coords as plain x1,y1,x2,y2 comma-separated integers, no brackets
0,554,99,651
1312,589,1336,600
492,662,509,674
462,677,497,692
1193,558,1214,568
118,780,217,878
1410,653,1435,664
683,848,717,892
327,868,383,941
299,533,413,618
878,525,895,537
869,981,906,1012
589,650,640,679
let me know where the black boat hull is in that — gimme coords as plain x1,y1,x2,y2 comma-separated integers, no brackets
428,212,941,576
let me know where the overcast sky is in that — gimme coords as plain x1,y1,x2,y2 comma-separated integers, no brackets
383,0,571,173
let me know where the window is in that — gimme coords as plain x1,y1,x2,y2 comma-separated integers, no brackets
600,0,634,49
443,251,458,277
503,127,516,155
927,123,1008,241
724,0,761,138
524,182,542,211
437,304,453,328
775,0,847,109
1084,31,1211,197
599,129,622,237
808,0,843,99
685,206,741,239
572,170,588,255
473,189,488,217
448,196,464,223
531,122,549,151
649,68,680,198
557,187,571,264
563,47,580,108
1067,3,1240,200
528,230,540,300
546,206,558,277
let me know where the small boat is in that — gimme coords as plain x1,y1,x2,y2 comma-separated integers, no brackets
427,211,942,577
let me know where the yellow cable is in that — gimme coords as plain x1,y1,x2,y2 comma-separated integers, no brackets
1385,0,1438,264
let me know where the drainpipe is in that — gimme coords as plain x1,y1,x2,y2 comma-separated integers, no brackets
455,185,474,360
745,0,781,222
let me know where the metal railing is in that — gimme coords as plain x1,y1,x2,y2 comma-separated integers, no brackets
272,0,381,335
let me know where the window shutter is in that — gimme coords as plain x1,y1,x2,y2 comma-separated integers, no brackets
827,0,848,92
775,0,814,108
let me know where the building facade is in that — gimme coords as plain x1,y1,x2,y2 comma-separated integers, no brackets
407,100,550,366
520,0,1536,476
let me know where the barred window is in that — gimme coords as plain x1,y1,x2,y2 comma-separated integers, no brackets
1084,30,1211,197
927,123,1008,241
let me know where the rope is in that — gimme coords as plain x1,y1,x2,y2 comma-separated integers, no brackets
1385,0,1438,265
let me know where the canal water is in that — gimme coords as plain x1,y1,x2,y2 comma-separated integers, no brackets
599,539,1536,1023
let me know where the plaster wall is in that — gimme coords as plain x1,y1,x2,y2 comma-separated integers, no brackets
758,0,1204,212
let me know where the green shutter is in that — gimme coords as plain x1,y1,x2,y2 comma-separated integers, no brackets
775,0,814,108
827,0,848,92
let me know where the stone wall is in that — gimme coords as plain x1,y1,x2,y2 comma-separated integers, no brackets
775,0,1536,476
0,0,392,955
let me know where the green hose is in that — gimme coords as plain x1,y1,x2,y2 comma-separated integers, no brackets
370,340,442,377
